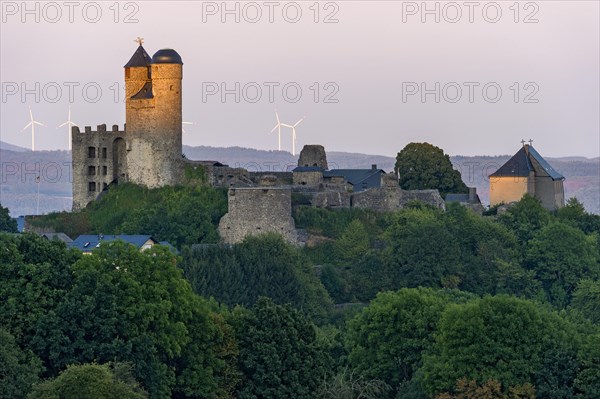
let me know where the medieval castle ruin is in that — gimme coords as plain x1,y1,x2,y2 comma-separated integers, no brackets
72,43,517,245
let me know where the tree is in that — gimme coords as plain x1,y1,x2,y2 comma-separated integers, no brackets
498,195,551,244
394,142,468,197
525,222,600,308
33,241,236,398
571,279,600,324
419,296,578,396
0,329,42,399
0,203,17,232
181,233,333,321
334,219,370,264
28,363,147,399
232,298,331,399
433,379,535,399
383,208,463,289
346,288,475,396
556,197,600,235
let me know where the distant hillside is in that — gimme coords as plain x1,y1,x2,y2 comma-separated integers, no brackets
1,146,598,216
0,140,28,152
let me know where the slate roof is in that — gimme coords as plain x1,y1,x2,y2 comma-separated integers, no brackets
124,45,152,68
324,168,384,191
69,235,158,252
490,145,564,181
41,232,73,243
131,81,154,99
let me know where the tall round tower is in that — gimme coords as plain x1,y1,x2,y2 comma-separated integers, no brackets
125,47,183,188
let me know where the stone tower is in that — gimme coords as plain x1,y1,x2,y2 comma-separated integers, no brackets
297,145,328,169
71,43,184,211
125,46,183,187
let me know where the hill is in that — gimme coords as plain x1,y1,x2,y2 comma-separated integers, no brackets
1,146,598,216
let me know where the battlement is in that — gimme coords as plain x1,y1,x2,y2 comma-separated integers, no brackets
72,124,125,137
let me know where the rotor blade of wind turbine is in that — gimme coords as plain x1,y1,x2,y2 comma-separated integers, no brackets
22,122,32,131
280,123,293,128
271,125,279,133
275,111,280,124
29,108,34,121
293,118,304,127
34,121,45,126
58,122,67,128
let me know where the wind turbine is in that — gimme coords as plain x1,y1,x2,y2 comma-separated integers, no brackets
282,117,305,156
270,111,283,151
182,121,194,135
57,107,77,150
21,106,45,151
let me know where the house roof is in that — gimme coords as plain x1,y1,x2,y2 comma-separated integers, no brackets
41,232,73,243
445,194,470,202
324,168,384,191
124,45,152,68
68,235,158,252
490,145,564,180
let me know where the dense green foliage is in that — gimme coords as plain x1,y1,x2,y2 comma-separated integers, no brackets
0,329,42,399
0,203,17,232
232,298,331,399
3,186,600,398
27,183,227,247
394,142,468,197
28,363,147,399
180,234,333,321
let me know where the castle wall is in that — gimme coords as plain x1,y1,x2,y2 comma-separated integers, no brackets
298,145,328,169
293,170,323,186
489,176,529,206
71,125,126,211
218,187,298,244
352,187,445,211
534,176,564,211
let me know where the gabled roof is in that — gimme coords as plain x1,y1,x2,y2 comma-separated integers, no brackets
41,232,73,243
527,146,565,180
490,145,564,181
324,168,384,191
69,235,158,252
490,146,533,177
124,45,152,68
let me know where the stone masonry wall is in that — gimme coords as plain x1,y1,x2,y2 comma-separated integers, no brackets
72,124,125,211
218,187,299,244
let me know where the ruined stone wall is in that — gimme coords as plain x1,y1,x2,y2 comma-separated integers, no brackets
298,145,328,169
293,170,323,186
352,187,445,211
218,187,298,244
71,124,126,211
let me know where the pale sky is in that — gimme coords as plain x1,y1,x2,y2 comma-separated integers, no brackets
1,0,599,158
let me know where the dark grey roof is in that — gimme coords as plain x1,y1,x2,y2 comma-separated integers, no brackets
131,81,153,99
152,48,183,64
490,145,564,181
41,232,73,243
528,146,565,180
124,45,152,68
293,166,324,172
68,235,158,252
324,169,384,191
490,146,533,177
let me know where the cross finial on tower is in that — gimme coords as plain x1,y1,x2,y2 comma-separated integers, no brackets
528,138,533,146
134,37,144,46
521,139,526,146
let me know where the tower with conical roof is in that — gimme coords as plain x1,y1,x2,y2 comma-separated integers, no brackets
124,43,183,188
